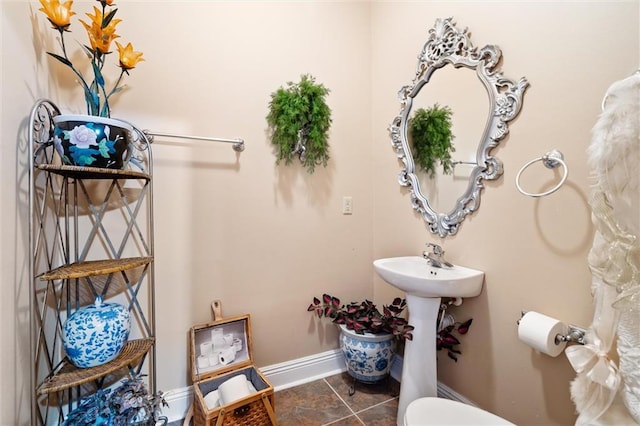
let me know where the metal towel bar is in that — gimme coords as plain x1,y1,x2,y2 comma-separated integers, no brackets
144,130,245,152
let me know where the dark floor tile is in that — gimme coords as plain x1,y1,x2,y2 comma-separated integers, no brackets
275,379,354,426
325,373,399,413
356,399,399,426
326,415,366,425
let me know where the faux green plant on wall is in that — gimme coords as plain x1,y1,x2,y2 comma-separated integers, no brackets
409,104,456,178
266,74,332,173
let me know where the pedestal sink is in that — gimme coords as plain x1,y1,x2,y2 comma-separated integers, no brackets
373,256,484,426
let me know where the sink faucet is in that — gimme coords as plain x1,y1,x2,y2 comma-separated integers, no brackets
422,243,453,268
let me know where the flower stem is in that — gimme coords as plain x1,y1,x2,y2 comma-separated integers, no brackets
106,69,126,100
58,28,94,113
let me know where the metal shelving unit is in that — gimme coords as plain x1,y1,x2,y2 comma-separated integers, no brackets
28,100,156,425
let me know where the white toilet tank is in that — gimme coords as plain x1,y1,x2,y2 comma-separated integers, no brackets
404,397,515,425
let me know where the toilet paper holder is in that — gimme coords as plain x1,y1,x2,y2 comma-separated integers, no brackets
518,311,586,346
555,325,586,345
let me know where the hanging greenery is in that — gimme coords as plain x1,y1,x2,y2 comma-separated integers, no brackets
266,74,332,173
409,104,456,178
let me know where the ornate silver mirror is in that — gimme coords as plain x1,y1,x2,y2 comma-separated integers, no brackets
389,17,529,237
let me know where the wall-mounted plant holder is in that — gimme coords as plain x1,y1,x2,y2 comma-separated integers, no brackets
266,74,332,173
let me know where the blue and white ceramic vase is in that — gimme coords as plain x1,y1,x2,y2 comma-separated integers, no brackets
63,296,131,368
53,114,133,169
339,325,395,383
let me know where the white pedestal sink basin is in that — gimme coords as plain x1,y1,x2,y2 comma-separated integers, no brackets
373,256,484,426
374,256,484,297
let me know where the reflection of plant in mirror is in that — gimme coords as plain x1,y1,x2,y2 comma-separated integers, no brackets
409,104,456,178
266,74,332,173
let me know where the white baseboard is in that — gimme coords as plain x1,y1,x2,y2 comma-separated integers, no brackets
390,355,475,406
161,385,193,424
437,382,476,406
161,350,472,423
259,348,347,390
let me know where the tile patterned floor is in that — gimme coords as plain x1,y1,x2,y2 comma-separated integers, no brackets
171,372,400,426
275,373,400,426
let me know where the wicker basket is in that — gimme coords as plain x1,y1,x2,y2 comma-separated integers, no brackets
192,366,276,426
189,314,276,426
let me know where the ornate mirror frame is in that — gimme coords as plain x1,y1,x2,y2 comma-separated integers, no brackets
389,17,529,237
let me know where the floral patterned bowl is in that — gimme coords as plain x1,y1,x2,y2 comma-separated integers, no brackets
53,114,133,169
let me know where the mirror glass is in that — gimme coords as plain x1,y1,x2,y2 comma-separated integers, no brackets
411,66,487,214
389,17,529,237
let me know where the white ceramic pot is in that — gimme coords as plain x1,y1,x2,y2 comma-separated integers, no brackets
339,324,395,383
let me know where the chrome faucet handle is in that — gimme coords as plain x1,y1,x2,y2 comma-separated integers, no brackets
422,252,442,268
426,243,444,257
424,243,453,268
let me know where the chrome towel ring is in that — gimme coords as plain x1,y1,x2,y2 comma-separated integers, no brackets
515,150,568,197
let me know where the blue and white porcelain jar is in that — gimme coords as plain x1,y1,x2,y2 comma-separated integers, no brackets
339,325,395,383
63,296,130,368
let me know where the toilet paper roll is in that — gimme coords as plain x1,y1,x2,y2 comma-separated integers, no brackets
197,355,210,369
233,338,242,352
203,390,221,410
223,333,234,346
218,346,236,365
518,311,568,357
200,341,213,357
211,328,223,341
208,353,220,367
218,375,251,406
212,336,227,351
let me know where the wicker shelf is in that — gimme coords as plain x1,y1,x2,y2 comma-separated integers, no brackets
39,256,153,281
29,101,156,424
36,338,155,395
37,164,150,181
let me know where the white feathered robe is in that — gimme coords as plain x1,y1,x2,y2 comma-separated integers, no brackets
566,72,640,425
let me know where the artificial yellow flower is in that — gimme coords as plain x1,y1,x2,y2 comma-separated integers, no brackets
116,42,144,70
39,0,75,30
37,0,143,117
80,6,121,54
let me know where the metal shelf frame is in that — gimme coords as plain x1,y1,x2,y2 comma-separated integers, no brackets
28,100,156,425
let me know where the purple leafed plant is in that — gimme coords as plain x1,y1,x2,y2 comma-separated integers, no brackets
437,318,473,362
308,293,474,360
308,293,414,341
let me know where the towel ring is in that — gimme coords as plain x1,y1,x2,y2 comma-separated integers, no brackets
516,150,568,197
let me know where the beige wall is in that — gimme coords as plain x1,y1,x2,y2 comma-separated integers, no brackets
119,0,375,391
2,2,47,424
1,1,638,425
372,2,639,425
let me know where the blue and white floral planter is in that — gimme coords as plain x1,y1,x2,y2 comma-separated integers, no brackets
53,114,133,169
339,325,395,383
63,296,131,368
